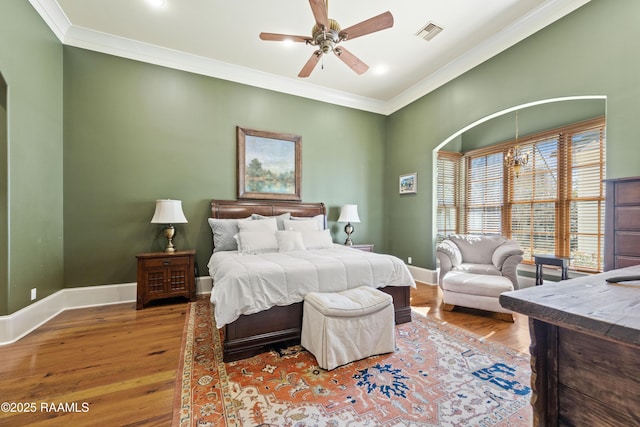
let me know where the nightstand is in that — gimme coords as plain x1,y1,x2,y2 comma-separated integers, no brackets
136,250,196,309
351,244,374,252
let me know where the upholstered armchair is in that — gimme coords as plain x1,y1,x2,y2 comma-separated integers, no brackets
436,234,524,321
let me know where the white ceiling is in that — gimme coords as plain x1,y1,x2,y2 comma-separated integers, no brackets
30,0,590,115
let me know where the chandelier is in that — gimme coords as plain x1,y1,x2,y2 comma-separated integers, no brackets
504,111,529,178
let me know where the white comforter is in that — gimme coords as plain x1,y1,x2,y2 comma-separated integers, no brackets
208,245,415,329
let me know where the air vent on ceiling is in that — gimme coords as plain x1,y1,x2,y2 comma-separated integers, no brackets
415,22,443,41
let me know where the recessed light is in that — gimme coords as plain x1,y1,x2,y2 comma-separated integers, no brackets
146,0,166,9
372,65,388,75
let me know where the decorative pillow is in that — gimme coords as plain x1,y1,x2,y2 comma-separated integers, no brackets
283,218,320,232
276,231,306,252
238,217,278,232
291,214,325,230
236,231,278,254
251,212,291,230
207,217,251,252
300,229,334,249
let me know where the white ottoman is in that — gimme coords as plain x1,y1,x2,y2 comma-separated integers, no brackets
441,271,514,321
301,286,395,370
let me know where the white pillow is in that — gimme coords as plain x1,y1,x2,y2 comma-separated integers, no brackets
236,231,278,254
207,217,251,252
251,212,291,230
291,214,325,230
276,231,306,252
300,229,334,249
238,217,278,232
283,219,320,232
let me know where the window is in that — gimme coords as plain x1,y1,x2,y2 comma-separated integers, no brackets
436,152,461,243
461,116,606,272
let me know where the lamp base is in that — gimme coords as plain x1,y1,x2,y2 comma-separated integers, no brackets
163,225,176,253
344,222,354,246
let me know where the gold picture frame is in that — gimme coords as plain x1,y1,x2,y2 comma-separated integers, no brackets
237,126,302,201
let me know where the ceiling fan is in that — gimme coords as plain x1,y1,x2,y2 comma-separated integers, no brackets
259,0,394,78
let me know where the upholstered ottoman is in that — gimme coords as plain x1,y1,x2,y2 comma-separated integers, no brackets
441,271,514,321
301,286,395,370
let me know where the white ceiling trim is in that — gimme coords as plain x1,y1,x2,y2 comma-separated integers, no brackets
29,0,591,116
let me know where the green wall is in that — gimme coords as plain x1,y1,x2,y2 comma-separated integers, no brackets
0,1,64,314
63,48,387,287
2,0,640,313
386,0,640,270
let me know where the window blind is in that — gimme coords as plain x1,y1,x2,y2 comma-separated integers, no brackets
465,152,503,235
436,152,461,244
461,116,606,271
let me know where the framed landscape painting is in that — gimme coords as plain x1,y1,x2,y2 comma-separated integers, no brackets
399,173,417,194
237,126,302,201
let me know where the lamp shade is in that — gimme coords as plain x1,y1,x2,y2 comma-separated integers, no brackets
337,204,360,223
150,199,188,224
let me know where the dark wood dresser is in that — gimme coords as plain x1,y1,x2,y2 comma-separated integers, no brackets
604,176,640,271
500,266,640,427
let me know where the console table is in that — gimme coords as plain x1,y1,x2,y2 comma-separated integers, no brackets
500,266,640,426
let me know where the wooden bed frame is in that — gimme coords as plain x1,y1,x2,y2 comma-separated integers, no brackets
210,199,413,362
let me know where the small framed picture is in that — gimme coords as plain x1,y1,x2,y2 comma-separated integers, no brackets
399,173,417,194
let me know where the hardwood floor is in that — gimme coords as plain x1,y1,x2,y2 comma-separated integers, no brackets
411,282,531,354
0,282,530,426
0,300,188,427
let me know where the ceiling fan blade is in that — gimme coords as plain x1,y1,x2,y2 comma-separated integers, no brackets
334,47,369,75
339,11,394,41
298,51,322,78
309,0,329,30
259,32,310,43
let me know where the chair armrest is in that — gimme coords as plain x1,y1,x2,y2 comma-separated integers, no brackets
501,254,524,289
436,240,462,286
492,242,524,269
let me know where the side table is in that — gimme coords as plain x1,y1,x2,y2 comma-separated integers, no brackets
350,244,374,252
136,249,196,309
533,254,570,286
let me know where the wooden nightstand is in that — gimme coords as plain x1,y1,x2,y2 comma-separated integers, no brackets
351,244,374,252
136,250,196,309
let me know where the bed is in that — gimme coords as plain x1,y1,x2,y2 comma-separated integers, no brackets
208,199,415,362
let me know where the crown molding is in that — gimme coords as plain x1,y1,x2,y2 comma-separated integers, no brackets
29,0,591,116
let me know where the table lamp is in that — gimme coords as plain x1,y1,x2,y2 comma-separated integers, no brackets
337,204,360,246
150,199,188,253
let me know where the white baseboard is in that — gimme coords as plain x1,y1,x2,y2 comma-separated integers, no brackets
0,276,215,346
407,265,438,285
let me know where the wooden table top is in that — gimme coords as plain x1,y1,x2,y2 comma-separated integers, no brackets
500,265,640,347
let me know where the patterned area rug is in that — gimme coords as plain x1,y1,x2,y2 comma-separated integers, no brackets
172,298,532,426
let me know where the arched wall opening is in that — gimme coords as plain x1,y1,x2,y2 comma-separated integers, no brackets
431,95,607,267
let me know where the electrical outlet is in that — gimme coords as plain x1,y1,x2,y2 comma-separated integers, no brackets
31,288,37,301
407,256,412,265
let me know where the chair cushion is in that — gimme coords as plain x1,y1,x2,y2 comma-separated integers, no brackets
454,263,502,276
442,271,513,298
448,234,507,265
304,286,392,317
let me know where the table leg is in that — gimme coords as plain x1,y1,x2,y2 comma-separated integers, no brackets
536,264,543,286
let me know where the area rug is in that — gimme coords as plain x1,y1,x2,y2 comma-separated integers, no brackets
172,298,532,426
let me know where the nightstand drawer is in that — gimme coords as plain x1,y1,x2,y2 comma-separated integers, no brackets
142,256,190,269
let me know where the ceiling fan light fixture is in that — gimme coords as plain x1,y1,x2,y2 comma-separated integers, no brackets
260,1,393,77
